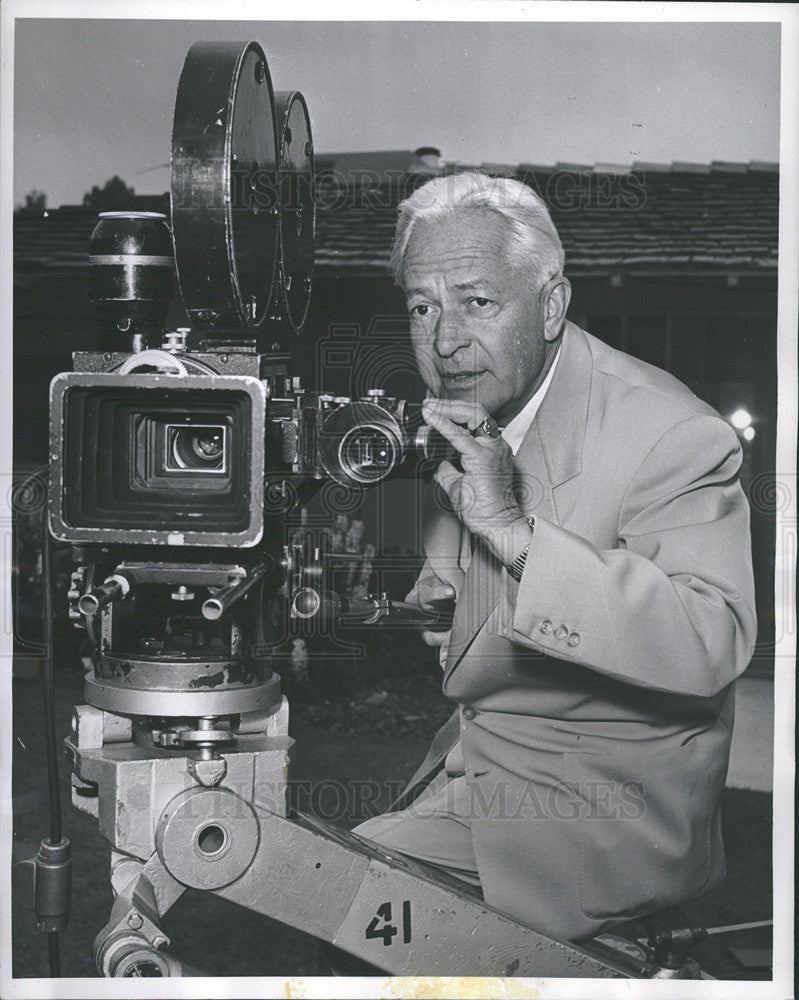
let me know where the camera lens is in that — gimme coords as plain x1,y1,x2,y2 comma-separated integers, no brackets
191,430,224,461
168,424,227,472
338,426,399,484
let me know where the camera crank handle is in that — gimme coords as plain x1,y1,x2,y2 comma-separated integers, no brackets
385,598,455,629
290,588,455,629
290,588,384,624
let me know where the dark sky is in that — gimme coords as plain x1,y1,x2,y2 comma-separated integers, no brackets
12,17,781,208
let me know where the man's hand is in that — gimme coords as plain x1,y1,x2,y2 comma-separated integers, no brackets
422,398,533,566
405,574,455,647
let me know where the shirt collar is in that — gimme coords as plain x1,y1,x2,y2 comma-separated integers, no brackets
501,346,562,456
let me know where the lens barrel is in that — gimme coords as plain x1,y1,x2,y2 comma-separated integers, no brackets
89,212,174,350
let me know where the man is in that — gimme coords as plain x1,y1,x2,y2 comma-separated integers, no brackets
353,171,757,944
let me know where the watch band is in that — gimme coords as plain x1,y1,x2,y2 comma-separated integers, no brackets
506,516,535,582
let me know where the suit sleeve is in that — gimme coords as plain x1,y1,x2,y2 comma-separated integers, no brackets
501,414,757,696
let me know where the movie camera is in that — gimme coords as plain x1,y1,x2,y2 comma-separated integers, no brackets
49,41,456,726
37,41,697,980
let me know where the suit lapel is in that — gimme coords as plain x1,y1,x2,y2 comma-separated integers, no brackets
533,321,592,517
443,322,594,678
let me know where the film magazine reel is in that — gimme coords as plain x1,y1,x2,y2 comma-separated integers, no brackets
171,40,314,342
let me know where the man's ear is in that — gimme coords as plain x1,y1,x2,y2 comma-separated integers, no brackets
542,276,571,342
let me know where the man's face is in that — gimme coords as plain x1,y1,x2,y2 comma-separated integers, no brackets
403,207,555,425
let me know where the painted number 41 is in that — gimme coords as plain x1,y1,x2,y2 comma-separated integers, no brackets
365,900,412,945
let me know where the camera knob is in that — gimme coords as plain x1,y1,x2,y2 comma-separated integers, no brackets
366,388,385,398
68,567,88,626
171,586,195,602
162,328,190,353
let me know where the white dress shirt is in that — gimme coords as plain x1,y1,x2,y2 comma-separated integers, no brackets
500,345,562,455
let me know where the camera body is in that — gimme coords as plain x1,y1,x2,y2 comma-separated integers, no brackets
49,349,445,550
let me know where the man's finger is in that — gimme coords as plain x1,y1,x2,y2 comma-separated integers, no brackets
421,629,449,647
406,582,456,603
434,459,462,494
423,398,491,432
436,461,477,517
422,405,479,454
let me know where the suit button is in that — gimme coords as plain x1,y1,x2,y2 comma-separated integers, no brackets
567,632,581,647
539,619,553,634
462,706,477,721
554,625,568,640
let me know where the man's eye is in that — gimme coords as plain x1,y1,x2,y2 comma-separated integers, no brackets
470,297,492,308
411,304,431,317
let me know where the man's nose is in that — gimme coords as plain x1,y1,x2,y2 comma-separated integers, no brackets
433,311,470,357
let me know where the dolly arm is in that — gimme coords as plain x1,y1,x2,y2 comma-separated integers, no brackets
89,793,660,978
210,806,649,978
72,709,657,979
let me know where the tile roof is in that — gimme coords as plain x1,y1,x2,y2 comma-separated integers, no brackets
14,161,778,281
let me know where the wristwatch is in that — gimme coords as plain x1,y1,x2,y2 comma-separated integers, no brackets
506,516,535,582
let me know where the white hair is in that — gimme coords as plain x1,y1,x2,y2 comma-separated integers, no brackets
389,171,565,289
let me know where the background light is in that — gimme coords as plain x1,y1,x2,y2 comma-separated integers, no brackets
730,408,753,430
743,426,756,442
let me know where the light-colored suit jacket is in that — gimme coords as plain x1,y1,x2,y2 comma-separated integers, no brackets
413,322,757,942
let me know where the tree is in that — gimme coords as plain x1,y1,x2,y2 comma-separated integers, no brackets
20,189,47,212
82,175,136,211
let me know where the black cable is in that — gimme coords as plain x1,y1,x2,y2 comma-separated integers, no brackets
41,497,62,845
47,931,60,977
40,493,65,977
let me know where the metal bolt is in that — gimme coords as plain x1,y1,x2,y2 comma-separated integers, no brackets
187,754,227,786
171,586,195,601
126,911,143,930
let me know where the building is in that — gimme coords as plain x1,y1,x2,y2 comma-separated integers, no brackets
12,158,778,664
